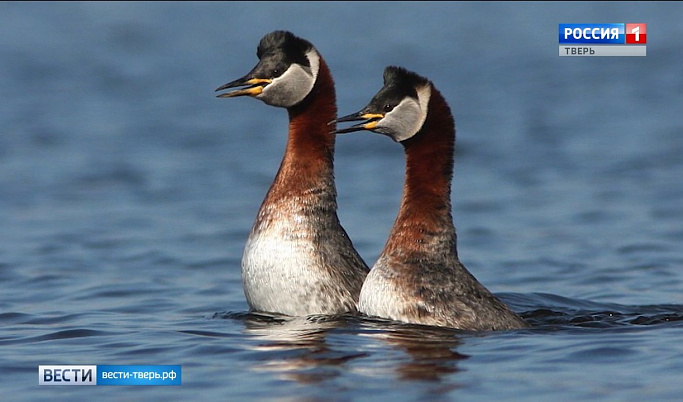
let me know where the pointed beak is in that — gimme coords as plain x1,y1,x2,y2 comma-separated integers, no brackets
215,76,272,98
332,112,384,134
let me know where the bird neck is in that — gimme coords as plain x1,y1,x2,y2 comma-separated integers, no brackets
268,57,337,203
384,87,458,257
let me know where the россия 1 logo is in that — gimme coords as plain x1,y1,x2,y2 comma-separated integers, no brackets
625,23,647,44
559,23,646,56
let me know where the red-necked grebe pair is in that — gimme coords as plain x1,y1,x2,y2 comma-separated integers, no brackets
216,31,528,331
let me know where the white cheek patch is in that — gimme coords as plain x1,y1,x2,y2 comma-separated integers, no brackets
378,99,422,142
258,50,320,108
416,84,431,122
305,49,320,82
376,85,431,142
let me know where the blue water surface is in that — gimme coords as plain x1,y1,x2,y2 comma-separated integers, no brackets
1,2,683,401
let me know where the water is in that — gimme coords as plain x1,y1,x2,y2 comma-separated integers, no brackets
1,2,683,400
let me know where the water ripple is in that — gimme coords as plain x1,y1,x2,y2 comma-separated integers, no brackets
0,329,109,346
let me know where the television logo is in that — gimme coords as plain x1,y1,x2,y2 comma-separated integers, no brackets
559,23,646,57
39,365,181,386
625,23,647,44
39,365,96,386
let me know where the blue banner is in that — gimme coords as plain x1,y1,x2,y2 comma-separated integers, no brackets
559,24,625,44
97,365,181,386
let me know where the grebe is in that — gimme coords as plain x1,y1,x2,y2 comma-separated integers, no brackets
215,31,369,316
335,66,528,331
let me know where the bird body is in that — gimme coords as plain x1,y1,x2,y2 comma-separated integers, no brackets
217,31,368,316
336,66,528,331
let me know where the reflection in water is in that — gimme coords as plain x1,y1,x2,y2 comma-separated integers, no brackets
240,313,367,384
216,296,683,394
222,312,470,389
356,318,469,385
230,311,470,391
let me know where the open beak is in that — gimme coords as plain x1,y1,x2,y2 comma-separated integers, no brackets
333,112,384,134
215,77,272,98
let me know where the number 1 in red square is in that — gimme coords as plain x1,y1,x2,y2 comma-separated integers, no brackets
626,23,646,44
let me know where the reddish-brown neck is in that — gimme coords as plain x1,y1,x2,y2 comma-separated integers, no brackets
384,87,457,254
268,57,337,200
